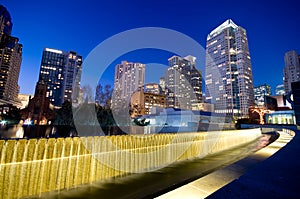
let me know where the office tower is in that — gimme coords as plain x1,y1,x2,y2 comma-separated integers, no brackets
38,48,82,107
254,84,272,106
283,50,300,94
63,51,82,104
165,55,202,110
205,19,254,117
113,61,145,109
0,5,22,106
275,84,285,95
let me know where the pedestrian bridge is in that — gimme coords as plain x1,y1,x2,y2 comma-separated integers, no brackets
0,129,261,198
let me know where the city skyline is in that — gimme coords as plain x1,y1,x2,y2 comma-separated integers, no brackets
2,0,300,95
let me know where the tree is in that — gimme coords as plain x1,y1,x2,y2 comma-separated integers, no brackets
53,100,74,126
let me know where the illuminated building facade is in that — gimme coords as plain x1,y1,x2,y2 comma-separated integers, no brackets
113,61,145,110
0,5,22,106
165,55,202,110
38,48,82,107
254,84,272,106
63,51,82,105
144,83,162,95
205,19,254,117
283,50,300,94
130,91,166,117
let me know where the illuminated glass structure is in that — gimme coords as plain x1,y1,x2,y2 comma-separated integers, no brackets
0,5,22,106
205,19,254,117
165,55,202,110
113,61,145,110
38,48,82,107
254,84,272,106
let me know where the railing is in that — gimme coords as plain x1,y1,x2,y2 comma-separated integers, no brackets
0,129,261,198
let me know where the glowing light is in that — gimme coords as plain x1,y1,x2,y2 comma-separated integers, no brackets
45,48,63,54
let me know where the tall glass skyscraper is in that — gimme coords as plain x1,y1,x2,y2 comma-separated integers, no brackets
0,5,22,106
165,55,202,110
38,48,82,107
205,19,254,117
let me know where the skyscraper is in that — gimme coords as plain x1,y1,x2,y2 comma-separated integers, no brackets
254,84,272,106
283,50,300,94
38,48,82,107
63,51,82,104
112,61,145,110
165,55,202,110
0,5,22,106
205,19,254,117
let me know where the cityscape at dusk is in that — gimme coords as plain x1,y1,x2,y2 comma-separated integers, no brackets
0,1,300,199
2,0,300,95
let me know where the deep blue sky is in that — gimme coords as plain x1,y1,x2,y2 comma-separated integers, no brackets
2,0,300,95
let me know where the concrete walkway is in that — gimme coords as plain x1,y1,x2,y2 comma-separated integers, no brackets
157,127,299,199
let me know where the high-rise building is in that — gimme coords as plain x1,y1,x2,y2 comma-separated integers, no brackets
254,84,272,106
275,84,285,95
0,5,22,106
63,51,82,104
165,55,202,110
112,61,145,109
283,50,300,94
38,48,82,107
205,19,254,117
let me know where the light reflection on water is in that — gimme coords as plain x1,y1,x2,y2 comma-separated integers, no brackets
39,133,276,199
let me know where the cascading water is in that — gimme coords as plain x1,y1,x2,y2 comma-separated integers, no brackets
0,129,261,198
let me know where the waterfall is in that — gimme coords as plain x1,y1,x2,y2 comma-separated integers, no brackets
0,129,261,198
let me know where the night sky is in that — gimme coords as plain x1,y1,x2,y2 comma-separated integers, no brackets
2,0,300,95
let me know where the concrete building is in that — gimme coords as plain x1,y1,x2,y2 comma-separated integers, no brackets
276,84,285,95
272,95,292,110
112,61,145,110
18,94,30,109
284,50,300,94
0,5,22,107
254,84,272,106
38,48,82,107
205,19,254,117
165,55,202,110
144,83,162,95
130,91,166,117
